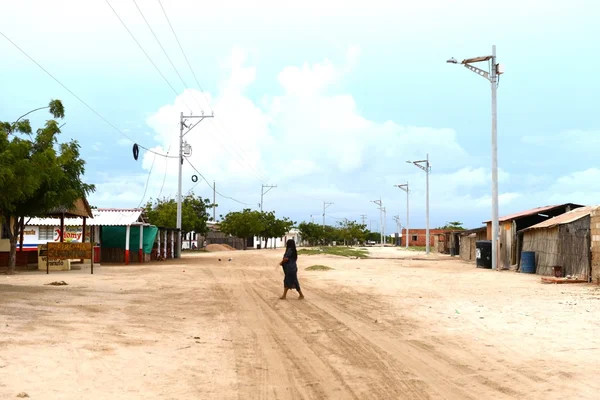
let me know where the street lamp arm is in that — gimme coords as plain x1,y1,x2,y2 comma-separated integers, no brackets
464,63,490,81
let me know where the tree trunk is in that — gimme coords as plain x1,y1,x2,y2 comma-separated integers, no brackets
6,215,23,274
264,237,268,250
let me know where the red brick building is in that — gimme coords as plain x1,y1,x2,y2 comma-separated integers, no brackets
401,229,452,247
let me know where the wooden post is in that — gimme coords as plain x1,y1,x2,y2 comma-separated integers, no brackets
139,225,144,263
60,213,65,243
157,229,161,260
163,230,167,259
19,217,24,252
81,217,87,264
171,230,174,259
125,225,131,265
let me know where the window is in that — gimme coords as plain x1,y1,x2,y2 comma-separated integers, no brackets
412,235,418,242
39,226,55,241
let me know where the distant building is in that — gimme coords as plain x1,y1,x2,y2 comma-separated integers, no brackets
399,228,453,247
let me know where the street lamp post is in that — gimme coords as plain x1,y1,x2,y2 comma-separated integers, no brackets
407,155,431,255
447,45,504,270
395,183,409,248
371,199,384,247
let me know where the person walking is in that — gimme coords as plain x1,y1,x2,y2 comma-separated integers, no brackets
279,239,304,300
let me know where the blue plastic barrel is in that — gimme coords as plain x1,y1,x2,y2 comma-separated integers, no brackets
520,251,536,274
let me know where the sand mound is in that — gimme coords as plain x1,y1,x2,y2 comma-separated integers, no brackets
206,244,237,252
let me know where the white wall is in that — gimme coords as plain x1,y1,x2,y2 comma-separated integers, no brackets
252,230,302,249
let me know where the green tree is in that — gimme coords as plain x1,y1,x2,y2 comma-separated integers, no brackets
259,211,294,249
0,100,95,272
365,231,381,243
297,222,325,246
144,193,213,241
437,221,465,230
219,209,264,249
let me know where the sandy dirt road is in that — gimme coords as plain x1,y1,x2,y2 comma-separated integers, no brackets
1,248,599,399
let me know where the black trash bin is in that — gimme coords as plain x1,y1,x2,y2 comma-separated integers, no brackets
476,240,492,269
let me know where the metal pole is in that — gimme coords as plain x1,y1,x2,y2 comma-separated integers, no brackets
176,112,183,259
425,153,430,255
491,44,499,271
406,183,409,249
380,198,383,247
323,202,326,228
213,181,216,221
260,185,264,212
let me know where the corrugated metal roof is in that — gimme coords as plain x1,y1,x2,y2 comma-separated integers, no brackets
483,203,584,223
520,206,594,232
26,208,147,227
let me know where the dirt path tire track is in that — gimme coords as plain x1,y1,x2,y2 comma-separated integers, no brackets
300,277,582,399
200,267,275,400
247,273,434,399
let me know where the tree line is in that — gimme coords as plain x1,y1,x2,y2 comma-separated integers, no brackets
297,221,382,246
219,209,294,249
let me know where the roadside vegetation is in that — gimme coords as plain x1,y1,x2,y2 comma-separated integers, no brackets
298,247,369,258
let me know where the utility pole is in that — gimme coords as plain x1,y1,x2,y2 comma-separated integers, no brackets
447,46,502,270
371,198,384,247
360,214,367,227
407,155,431,255
395,182,409,248
212,181,216,222
260,184,277,212
393,215,401,246
323,202,334,227
382,207,387,244
178,111,213,259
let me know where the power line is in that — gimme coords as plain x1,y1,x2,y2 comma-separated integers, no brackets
157,145,172,198
104,0,192,110
0,30,177,159
184,158,253,206
155,1,270,183
138,152,157,207
156,0,212,111
132,0,190,93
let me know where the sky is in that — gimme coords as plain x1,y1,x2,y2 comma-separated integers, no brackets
2,0,600,232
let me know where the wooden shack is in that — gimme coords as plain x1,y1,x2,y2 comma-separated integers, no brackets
484,203,583,270
519,206,592,279
458,227,487,263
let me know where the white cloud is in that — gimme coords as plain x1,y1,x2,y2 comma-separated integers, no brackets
89,47,600,229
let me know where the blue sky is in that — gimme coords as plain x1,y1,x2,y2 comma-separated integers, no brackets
2,0,599,232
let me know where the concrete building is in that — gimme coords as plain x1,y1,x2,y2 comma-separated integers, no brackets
399,229,452,247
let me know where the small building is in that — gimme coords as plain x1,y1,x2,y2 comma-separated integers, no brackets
458,227,487,263
0,197,93,269
24,208,178,266
399,229,453,248
519,206,592,279
251,229,302,250
483,203,583,270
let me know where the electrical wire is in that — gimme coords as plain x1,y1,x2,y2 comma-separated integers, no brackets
132,0,190,93
156,0,212,111
104,0,192,111
157,144,172,198
0,30,177,159
184,158,254,206
156,0,270,184
138,152,157,207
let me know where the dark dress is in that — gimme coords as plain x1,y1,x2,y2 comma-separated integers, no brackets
282,248,301,291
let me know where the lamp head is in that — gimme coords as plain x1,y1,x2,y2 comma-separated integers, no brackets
446,57,458,64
